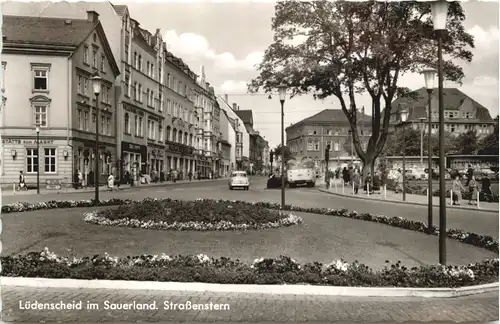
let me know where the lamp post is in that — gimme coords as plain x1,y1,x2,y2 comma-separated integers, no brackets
398,109,409,202
421,67,437,234
91,72,103,206
277,84,287,211
431,0,449,265
35,123,40,194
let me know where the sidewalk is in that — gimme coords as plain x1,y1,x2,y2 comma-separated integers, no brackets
318,178,499,213
1,178,226,197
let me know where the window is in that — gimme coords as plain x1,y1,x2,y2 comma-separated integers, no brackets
327,130,332,135
124,37,129,62
149,90,154,107
167,73,171,88
184,85,187,97
138,84,142,102
159,123,164,142
135,115,139,136
44,148,56,173
1,61,5,92
93,50,97,68
159,93,164,112
314,140,320,151
333,141,340,151
33,105,48,127
83,77,88,95
166,126,171,141
77,109,83,130
133,81,137,100
33,69,48,91
167,99,171,115
138,55,142,71
147,62,150,75
26,148,38,173
100,55,105,72
173,77,176,90
84,111,89,131
101,115,105,135
138,116,143,136
134,52,138,68
151,63,154,79
92,113,96,132
465,112,470,119
124,74,130,97
124,113,130,134
77,75,83,93
158,65,162,83
307,139,313,151
83,46,89,64
106,117,111,135
146,89,150,105
148,120,156,140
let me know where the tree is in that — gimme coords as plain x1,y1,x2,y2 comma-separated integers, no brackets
382,129,458,157
451,130,480,155
478,116,499,155
274,144,294,163
249,1,474,179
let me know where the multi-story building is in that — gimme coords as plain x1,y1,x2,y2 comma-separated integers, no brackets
1,12,120,186
163,52,198,179
217,97,236,173
286,109,372,171
193,66,219,178
389,87,496,136
218,96,250,170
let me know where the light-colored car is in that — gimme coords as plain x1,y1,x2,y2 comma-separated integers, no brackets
405,169,427,180
229,171,250,190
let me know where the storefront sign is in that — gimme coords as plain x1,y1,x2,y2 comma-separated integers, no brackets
122,141,145,154
2,139,55,145
45,179,62,190
165,141,194,155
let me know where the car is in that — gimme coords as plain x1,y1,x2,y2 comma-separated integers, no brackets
405,169,427,180
474,169,496,181
229,171,250,190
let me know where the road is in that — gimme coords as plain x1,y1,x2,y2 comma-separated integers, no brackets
2,177,498,323
3,177,498,238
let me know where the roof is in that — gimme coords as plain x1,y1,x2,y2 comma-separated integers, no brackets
287,109,372,131
3,15,95,47
234,110,253,126
111,4,127,16
389,87,494,122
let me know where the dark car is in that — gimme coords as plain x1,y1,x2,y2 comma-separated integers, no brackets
267,174,285,189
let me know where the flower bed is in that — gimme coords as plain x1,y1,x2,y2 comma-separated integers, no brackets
83,198,302,231
2,198,498,253
1,248,498,288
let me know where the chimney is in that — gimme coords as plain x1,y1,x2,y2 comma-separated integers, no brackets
233,103,237,111
224,94,228,102
87,11,99,22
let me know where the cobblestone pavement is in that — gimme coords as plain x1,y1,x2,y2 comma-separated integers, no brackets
2,286,498,322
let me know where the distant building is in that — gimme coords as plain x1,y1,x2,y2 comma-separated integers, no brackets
286,109,372,171
1,12,120,186
389,87,496,136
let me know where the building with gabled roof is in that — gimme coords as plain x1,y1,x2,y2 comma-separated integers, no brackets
286,109,372,170
1,12,120,187
387,87,496,137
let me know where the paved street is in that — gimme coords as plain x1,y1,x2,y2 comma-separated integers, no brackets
2,286,498,322
3,176,498,239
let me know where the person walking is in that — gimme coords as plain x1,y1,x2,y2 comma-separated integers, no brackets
468,176,478,205
107,173,119,191
352,169,361,194
342,167,350,185
481,175,493,202
452,176,465,205
188,171,193,181
18,171,27,191
394,169,403,194
466,164,474,186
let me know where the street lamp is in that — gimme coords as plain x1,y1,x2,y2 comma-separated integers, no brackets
421,67,437,234
398,109,408,202
91,72,103,206
431,0,449,265
277,84,287,211
35,123,40,194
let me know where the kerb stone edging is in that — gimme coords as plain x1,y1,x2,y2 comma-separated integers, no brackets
318,188,499,213
2,277,498,298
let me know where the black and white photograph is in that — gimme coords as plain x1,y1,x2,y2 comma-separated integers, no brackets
0,0,498,323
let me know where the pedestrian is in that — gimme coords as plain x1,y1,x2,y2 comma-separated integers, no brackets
78,170,83,188
466,164,474,186
394,169,403,193
18,171,27,191
188,171,193,181
468,175,478,205
172,169,177,183
481,175,493,202
352,169,361,194
452,176,464,205
342,167,350,185
73,170,79,189
107,174,119,191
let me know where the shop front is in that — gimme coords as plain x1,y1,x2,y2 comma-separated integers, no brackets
72,140,115,186
147,143,165,178
2,137,73,187
121,141,147,182
165,141,195,180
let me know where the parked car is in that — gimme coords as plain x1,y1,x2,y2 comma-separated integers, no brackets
405,169,427,180
228,171,250,190
474,169,496,181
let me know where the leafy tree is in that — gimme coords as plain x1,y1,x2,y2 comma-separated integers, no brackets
274,144,294,163
478,116,499,155
451,130,480,155
249,1,474,179
382,129,458,157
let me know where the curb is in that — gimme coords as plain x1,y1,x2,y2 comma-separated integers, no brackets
2,277,497,298
318,188,499,213
2,178,228,198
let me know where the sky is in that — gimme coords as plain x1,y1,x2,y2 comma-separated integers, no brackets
3,0,497,148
